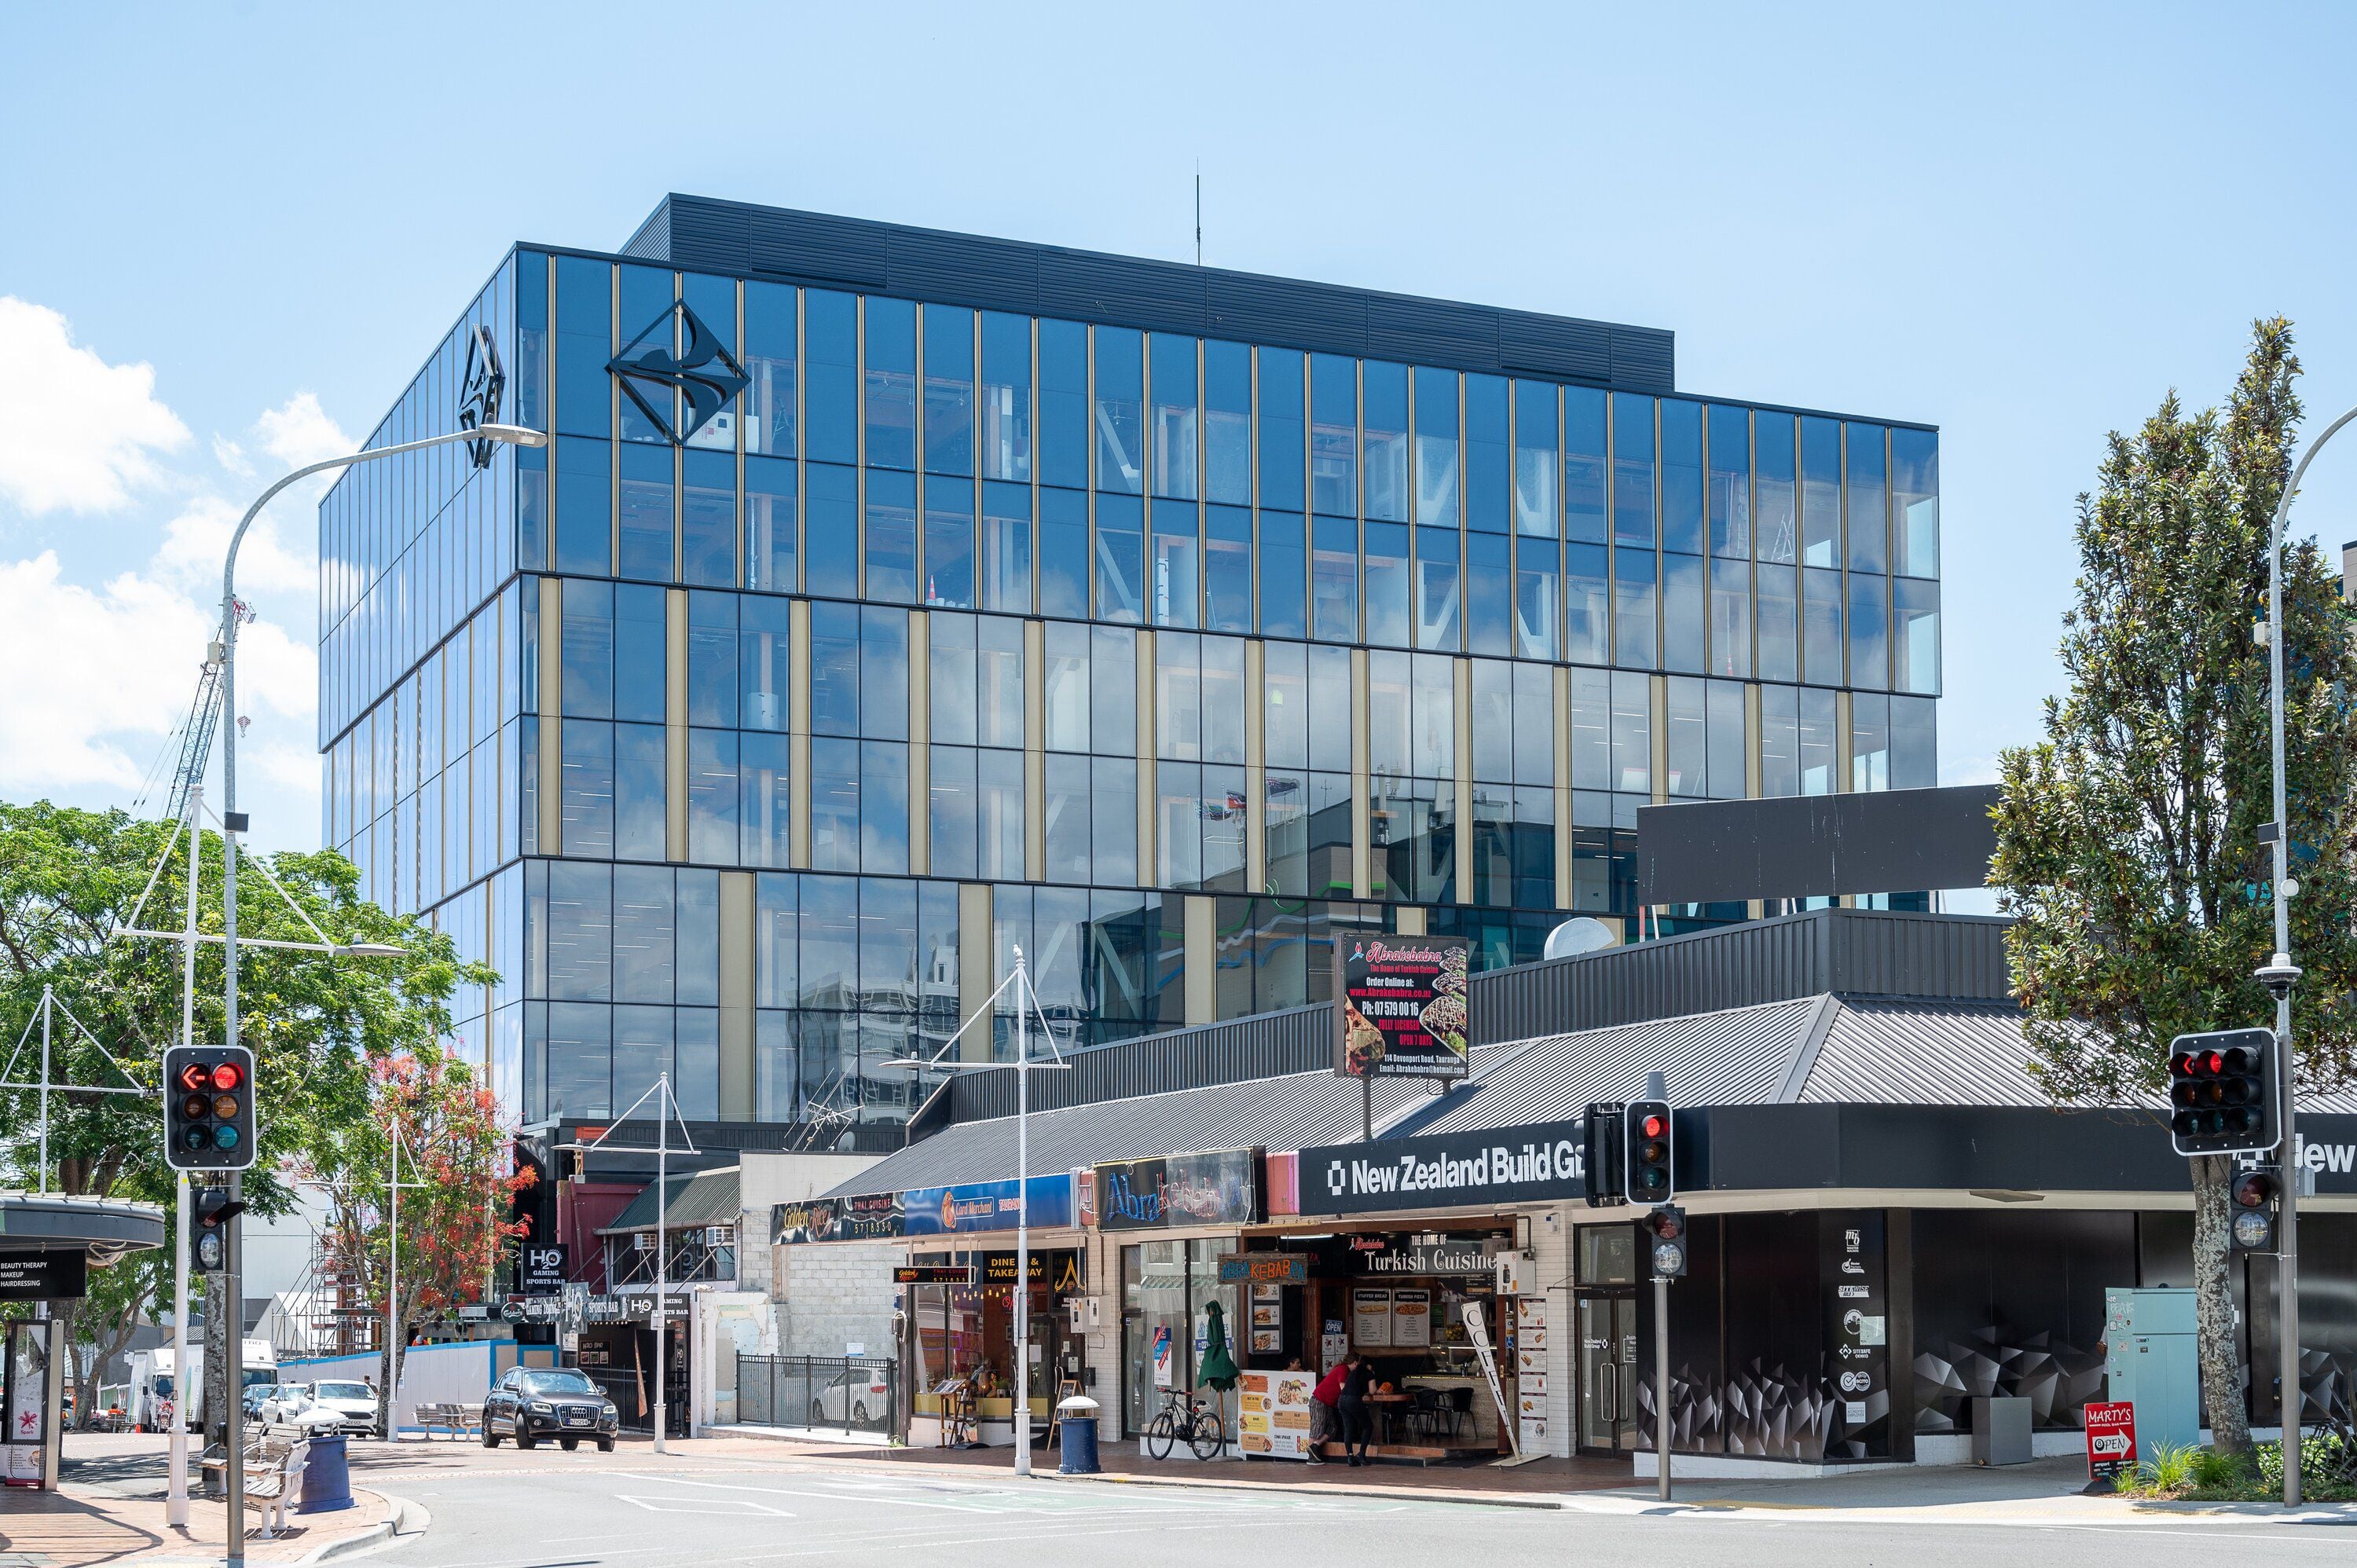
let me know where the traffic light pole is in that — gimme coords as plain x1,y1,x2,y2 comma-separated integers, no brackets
1655,1274,1672,1500
222,613,247,1565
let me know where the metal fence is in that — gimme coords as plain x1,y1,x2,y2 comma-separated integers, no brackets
735,1355,896,1438
581,1366,687,1438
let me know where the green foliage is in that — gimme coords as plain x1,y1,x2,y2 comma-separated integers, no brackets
0,797,495,1214
2140,1442,2198,1492
2185,1444,2249,1491
1991,319,2357,1097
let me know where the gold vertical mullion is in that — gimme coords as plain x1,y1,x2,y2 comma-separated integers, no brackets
908,610,930,875
665,588,687,861
1350,646,1371,899
1453,656,1472,905
789,599,812,868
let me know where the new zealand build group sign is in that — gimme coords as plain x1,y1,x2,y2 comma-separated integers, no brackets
1298,1121,1586,1215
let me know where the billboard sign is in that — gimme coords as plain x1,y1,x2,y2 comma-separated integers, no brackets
1332,935,1471,1080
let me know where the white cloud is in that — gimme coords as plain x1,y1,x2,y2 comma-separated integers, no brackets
0,554,209,792
0,297,189,516
253,392,350,471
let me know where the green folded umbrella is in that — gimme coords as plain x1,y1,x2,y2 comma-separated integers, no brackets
1198,1299,1239,1391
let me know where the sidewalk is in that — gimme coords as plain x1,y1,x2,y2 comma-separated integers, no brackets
1,1468,401,1567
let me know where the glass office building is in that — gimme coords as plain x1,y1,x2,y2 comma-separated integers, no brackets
317,196,1940,1144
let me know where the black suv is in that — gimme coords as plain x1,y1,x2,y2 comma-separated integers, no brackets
481,1367,619,1452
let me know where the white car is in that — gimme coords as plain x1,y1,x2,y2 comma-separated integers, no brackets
263,1380,380,1438
809,1368,890,1427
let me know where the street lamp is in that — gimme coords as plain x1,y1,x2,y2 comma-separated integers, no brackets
209,421,542,1563
2259,399,2357,1508
878,946,1069,1477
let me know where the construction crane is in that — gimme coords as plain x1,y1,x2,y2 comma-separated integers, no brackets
147,602,248,830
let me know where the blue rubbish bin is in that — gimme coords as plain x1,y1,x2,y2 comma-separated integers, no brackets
296,1434,354,1513
1057,1396,1100,1475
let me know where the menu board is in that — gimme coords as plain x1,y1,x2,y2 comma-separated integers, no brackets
1352,1288,1393,1347
1516,1297,1550,1453
1332,936,1472,1081
1237,1369,1318,1460
1391,1288,1431,1348
1249,1282,1283,1355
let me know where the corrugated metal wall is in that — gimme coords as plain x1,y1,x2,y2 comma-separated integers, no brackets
627,194,1676,394
935,910,2012,1131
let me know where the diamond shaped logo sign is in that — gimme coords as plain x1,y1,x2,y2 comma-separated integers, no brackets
609,301,747,443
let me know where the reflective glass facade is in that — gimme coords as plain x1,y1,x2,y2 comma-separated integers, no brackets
317,214,1940,1141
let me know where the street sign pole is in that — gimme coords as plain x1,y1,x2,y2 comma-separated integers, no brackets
1655,1272,1672,1501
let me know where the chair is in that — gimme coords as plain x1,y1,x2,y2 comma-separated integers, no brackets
1402,1387,1443,1443
248,1436,309,1539
1441,1386,1473,1441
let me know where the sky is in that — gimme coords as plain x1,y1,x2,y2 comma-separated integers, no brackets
3,2,2355,874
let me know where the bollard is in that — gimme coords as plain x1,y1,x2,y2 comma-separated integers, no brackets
1057,1395,1101,1475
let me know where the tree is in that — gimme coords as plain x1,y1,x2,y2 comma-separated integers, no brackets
0,800,495,1425
300,1051,536,1437
1990,319,2357,1454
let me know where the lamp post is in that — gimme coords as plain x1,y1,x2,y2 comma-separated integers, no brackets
2258,401,2357,1508
879,946,1068,1476
209,422,543,1563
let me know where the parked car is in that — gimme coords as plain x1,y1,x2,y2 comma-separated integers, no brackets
277,1380,381,1438
480,1367,618,1452
810,1367,890,1427
241,1383,281,1422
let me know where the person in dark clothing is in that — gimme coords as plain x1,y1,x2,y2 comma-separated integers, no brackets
1336,1353,1374,1466
1308,1357,1349,1464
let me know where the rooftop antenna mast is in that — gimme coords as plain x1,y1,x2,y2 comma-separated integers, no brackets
1195,165,1202,266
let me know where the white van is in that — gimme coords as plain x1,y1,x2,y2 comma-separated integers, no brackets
130,1340,280,1431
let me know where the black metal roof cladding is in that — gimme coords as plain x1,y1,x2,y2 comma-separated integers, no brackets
611,193,1677,395
941,910,2014,1128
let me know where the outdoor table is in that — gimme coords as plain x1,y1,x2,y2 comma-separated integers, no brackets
1365,1390,1412,1446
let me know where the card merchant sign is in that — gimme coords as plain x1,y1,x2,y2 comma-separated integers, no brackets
1296,1120,1585,1215
1333,935,1470,1081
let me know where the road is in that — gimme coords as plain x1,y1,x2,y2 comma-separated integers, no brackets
367,1447,2357,1568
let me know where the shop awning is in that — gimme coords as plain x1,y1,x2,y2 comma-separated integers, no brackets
598,1166,740,1236
0,1192,166,1260
820,1043,1523,1202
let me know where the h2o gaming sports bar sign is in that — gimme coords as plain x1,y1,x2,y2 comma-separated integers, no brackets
1296,1121,1587,1216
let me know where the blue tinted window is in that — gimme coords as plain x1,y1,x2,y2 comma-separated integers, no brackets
981,480,1031,614
923,304,974,476
744,281,795,459
617,266,676,445
614,584,666,724
516,251,548,435
1415,526,1461,650
740,595,790,731
1800,416,1841,567
1513,379,1558,537
1095,327,1143,493
1038,319,1087,489
1892,428,1940,579
804,291,857,465
1258,511,1306,639
1515,536,1558,659
1363,362,1408,522
863,298,916,470
1758,558,1798,682
1151,500,1198,628
1707,405,1750,559
1846,423,1887,574
1660,399,1703,555
1259,347,1305,510
1364,520,1411,647
1466,531,1511,657
810,602,860,735
1039,487,1088,618
1756,412,1797,565
981,312,1031,482
1094,493,1144,622
1849,573,1889,690
745,453,796,592
562,578,614,720
1311,515,1358,642
1465,373,1508,532
860,742,909,873
1413,367,1460,526
1662,551,1706,673
1710,554,1750,680
553,257,610,439
1204,341,1251,506
924,475,975,608
517,443,548,571
1611,394,1655,548
1150,335,1198,500
1614,547,1657,669
618,442,673,581
686,590,735,727
1310,354,1357,515
682,449,735,587
865,469,917,602
740,730,790,866
1565,389,1610,549
805,463,858,598
1802,565,1843,683
555,437,612,576
1204,505,1252,634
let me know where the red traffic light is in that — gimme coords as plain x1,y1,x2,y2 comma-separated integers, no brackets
1640,1114,1668,1139
1646,1207,1685,1241
210,1061,244,1091
177,1061,211,1093
2231,1170,2278,1209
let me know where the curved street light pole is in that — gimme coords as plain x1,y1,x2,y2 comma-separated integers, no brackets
209,423,542,1562
2263,401,2357,1508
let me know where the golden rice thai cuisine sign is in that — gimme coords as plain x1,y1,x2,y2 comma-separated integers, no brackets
1332,934,1471,1081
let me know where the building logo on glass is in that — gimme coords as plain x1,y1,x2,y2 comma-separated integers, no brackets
457,325,506,470
608,302,746,442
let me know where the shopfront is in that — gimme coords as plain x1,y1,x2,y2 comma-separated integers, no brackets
895,1174,1083,1447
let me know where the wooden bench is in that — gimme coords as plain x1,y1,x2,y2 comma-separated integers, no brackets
245,1434,309,1538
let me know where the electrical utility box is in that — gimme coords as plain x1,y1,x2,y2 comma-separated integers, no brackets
2103,1288,2198,1457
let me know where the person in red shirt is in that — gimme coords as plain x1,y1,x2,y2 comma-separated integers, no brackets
1308,1356,1352,1464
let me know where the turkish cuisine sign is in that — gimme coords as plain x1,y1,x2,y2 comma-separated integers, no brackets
1332,935,1471,1081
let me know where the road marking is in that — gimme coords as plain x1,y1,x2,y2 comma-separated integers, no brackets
618,1493,795,1518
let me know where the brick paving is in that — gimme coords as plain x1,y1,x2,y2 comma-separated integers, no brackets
0,1478,393,1566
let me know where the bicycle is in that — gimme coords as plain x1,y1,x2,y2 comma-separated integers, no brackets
1146,1387,1226,1460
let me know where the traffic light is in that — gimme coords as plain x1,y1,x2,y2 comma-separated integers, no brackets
1644,1204,1690,1277
2167,1028,2278,1157
192,1185,237,1273
2229,1167,2279,1253
1624,1100,1674,1207
1582,1102,1626,1207
163,1045,256,1172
